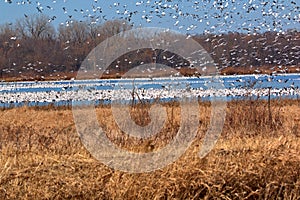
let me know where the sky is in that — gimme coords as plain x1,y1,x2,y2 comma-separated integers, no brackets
0,0,299,34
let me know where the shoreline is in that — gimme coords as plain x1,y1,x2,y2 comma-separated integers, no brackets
1,72,300,84
1,64,299,82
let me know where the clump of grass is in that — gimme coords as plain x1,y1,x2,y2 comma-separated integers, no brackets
224,98,284,138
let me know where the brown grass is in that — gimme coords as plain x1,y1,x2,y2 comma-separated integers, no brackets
0,99,300,199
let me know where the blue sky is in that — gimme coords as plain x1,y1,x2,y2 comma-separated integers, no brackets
0,0,299,34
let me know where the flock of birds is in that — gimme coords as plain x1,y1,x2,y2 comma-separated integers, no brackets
1,0,299,107
0,75,299,107
4,0,299,34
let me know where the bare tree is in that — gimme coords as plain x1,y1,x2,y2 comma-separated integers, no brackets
99,19,132,38
15,14,55,39
58,21,89,44
0,23,17,71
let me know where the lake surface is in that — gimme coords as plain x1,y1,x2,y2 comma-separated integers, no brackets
0,74,299,108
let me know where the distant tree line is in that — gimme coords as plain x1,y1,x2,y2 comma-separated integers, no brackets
0,14,299,80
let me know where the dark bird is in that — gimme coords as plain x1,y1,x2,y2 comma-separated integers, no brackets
36,7,42,13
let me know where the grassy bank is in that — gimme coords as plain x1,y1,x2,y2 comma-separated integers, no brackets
0,99,300,199
1,65,299,82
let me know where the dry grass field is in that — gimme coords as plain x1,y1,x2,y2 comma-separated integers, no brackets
0,99,300,199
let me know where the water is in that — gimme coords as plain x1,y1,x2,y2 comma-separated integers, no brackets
0,74,299,108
